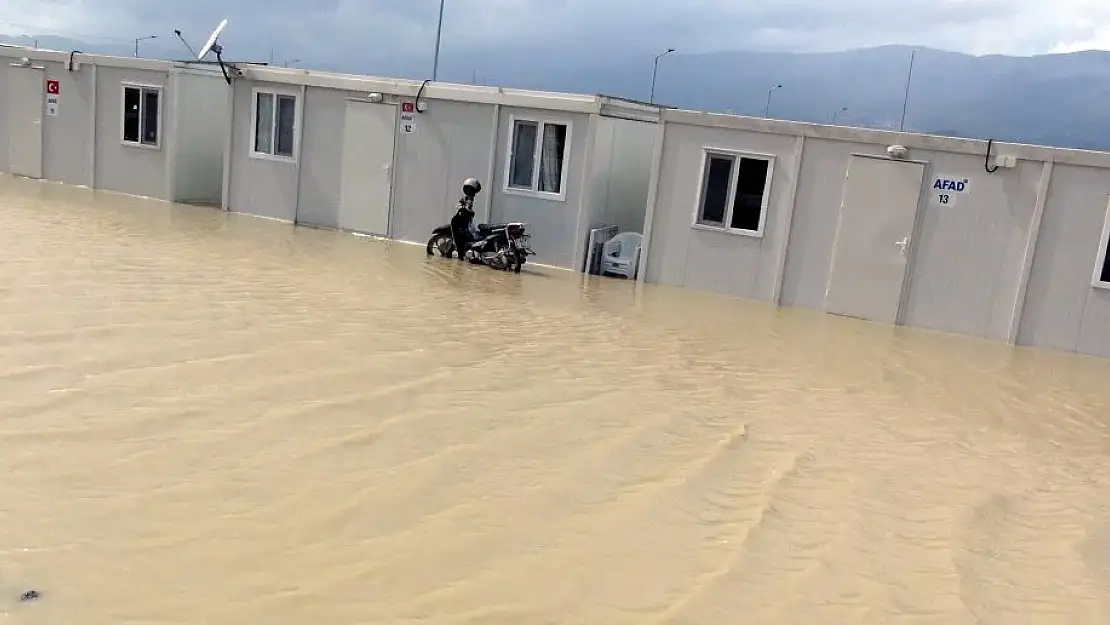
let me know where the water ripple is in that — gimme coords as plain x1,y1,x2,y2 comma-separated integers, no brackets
5,174,1110,624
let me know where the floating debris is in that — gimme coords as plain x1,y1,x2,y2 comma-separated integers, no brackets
19,589,41,602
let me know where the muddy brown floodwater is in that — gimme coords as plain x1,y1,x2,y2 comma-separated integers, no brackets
4,174,1110,624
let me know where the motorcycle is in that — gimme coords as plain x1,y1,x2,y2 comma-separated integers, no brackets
425,178,534,273
426,220,534,273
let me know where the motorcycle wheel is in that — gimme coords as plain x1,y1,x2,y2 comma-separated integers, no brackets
426,233,454,258
510,247,523,273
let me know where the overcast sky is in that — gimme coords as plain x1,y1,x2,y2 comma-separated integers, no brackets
3,0,1110,60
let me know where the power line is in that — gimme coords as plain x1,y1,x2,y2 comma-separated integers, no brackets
0,19,131,44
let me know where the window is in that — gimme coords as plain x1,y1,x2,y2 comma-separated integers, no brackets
252,90,298,159
1097,197,1110,288
694,150,773,235
505,118,569,197
1100,226,1110,285
122,85,160,147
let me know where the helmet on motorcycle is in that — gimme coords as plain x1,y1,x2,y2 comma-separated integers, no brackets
462,177,482,198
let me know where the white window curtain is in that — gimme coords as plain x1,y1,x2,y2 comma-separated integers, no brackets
538,124,565,193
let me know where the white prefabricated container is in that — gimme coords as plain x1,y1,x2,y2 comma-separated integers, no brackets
0,46,229,204
223,64,660,269
640,109,1110,358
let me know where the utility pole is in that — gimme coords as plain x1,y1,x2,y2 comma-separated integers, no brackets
432,0,446,80
899,49,916,132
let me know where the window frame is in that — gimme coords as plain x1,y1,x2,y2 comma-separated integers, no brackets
502,115,572,202
1092,194,1110,289
690,147,775,238
119,83,163,150
249,87,301,163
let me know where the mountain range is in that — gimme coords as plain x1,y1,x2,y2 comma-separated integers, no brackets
4,32,1110,151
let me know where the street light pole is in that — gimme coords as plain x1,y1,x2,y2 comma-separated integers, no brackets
134,35,157,58
764,84,782,117
432,0,446,81
649,48,675,104
832,107,848,124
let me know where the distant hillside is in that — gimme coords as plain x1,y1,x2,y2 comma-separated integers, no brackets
434,44,1110,151
5,33,1110,151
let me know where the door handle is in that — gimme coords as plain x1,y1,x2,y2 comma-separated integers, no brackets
894,236,909,256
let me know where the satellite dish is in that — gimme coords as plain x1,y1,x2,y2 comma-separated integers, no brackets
198,18,227,60
192,19,234,85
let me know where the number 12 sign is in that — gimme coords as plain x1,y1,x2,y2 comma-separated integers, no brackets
399,101,416,134
45,79,60,116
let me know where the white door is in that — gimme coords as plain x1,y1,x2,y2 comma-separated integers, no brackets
338,100,396,236
824,155,926,324
7,67,45,179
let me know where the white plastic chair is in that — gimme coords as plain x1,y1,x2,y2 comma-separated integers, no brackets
600,231,642,280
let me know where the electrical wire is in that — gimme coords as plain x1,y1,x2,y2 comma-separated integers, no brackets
985,138,999,173
0,19,130,44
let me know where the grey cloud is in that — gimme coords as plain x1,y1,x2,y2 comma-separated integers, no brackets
1,0,1103,63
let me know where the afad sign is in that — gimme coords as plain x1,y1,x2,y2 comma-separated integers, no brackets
933,177,968,193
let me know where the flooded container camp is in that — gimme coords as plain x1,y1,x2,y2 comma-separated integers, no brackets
5,174,1110,624
6,44,1110,358
8,38,1110,623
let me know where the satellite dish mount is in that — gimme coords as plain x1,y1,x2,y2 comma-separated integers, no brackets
197,18,231,85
